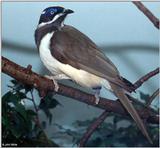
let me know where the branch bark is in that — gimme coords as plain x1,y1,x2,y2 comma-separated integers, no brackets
134,67,159,89
133,1,159,29
79,111,109,147
146,88,159,107
2,56,159,125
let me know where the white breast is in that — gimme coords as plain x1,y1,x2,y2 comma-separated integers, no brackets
39,32,62,75
39,32,111,90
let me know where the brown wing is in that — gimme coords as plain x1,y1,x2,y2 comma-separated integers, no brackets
50,25,134,91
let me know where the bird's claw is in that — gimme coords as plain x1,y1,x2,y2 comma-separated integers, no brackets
95,94,100,105
45,75,59,92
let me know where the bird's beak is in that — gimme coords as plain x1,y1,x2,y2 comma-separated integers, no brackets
64,9,74,15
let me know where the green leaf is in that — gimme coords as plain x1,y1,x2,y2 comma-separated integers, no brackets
2,91,15,102
48,99,60,109
42,92,60,109
24,85,33,94
2,89,58,146
10,79,33,93
139,92,150,103
16,91,27,99
10,79,19,85
39,95,60,124
2,116,10,128
10,128,22,138
15,103,27,120
2,91,26,106
26,109,37,116
2,91,20,105
113,115,122,124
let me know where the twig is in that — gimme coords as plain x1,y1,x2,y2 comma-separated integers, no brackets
146,88,159,107
30,90,41,127
133,1,159,29
134,67,159,89
79,111,109,147
2,56,159,124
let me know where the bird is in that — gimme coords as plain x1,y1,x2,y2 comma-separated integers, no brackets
35,6,152,143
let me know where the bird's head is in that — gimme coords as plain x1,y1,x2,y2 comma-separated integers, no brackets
38,6,74,28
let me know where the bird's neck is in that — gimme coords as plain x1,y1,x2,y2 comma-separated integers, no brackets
35,23,63,49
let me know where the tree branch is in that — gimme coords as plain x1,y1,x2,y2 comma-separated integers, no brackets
134,67,159,89
146,88,159,107
133,1,159,29
79,111,109,147
2,56,159,125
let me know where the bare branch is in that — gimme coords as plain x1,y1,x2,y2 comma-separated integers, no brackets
2,56,159,124
133,1,159,29
134,67,159,89
146,88,159,107
79,111,109,147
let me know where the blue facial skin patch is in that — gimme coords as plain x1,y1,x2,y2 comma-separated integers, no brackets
43,6,64,16
39,6,65,24
47,8,57,14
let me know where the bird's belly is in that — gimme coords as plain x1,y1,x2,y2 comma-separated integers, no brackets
60,64,103,88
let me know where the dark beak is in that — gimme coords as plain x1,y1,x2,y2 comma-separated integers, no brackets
64,9,74,14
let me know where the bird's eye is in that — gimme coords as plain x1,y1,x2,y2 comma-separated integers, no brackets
50,11,54,15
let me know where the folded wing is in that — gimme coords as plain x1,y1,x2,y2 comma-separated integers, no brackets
50,25,135,92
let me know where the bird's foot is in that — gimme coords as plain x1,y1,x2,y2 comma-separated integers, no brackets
45,75,59,92
93,86,101,105
95,94,100,105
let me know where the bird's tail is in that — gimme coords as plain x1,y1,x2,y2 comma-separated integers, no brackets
108,83,152,143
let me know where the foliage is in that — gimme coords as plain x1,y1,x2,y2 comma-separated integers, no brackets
54,114,159,147
2,79,59,147
39,92,61,124
2,79,159,147
52,92,159,147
